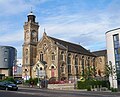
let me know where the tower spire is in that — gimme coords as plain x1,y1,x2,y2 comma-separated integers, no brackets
43,28,47,36
44,28,46,33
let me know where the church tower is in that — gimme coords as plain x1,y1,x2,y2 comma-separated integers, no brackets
22,11,39,80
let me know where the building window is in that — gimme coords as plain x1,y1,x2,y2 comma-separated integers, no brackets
26,57,28,64
25,69,28,72
75,55,78,74
75,55,78,65
68,65,71,74
4,58,7,62
40,67,42,70
43,43,47,50
25,49,28,55
60,51,64,61
113,34,120,79
81,57,84,76
67,54,71,64
61,64,64,73
67,54,71,73
113,34,119,42
99,58,102,63
52,52,55,61
40,52,43,61
4,51,8,55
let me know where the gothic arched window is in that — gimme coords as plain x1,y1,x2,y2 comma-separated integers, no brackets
25,49,28,55
67,54,71,64
75,55,78,74
60,51,64,61
26,57,28,64
81,56,84,76
61,64,64,73
52,52,55,60
40,52,43,61
67,54,71,73
75,55,78,65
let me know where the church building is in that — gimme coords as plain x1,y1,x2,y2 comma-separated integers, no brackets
22,12,97,81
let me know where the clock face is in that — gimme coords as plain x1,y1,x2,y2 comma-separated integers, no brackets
32,31,36,37
31,31,37,42
32,37,36,42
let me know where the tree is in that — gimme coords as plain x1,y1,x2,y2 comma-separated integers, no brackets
104,62,112,80
84,66,95,80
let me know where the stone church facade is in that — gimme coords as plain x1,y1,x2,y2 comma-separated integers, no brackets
22,12,101,81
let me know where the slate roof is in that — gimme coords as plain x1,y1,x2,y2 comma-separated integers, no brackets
48,36,95,56
92,50,107,56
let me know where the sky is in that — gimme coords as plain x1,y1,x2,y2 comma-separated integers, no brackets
0,0,120,58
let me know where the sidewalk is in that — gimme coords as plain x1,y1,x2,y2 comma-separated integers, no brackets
18,84,120,93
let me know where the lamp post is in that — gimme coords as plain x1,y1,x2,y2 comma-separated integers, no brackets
36,64,40,88
44,64,47,89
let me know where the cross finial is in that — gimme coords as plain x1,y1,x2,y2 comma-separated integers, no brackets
43,28,47,36
31,7,33,13
44,28,46,33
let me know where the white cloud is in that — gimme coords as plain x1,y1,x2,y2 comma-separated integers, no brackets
38,1,120,51
0,30,23,43
1,0,120,58
0,0,49,16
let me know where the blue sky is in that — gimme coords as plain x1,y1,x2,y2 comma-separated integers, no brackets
0,0,120,58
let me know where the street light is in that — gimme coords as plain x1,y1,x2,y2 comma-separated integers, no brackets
36,64,40,88
44,64,47,89
33,61,47,88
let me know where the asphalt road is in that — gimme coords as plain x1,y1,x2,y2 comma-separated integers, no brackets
0,87,120,97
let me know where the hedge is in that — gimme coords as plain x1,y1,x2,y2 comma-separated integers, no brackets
77,79,110,90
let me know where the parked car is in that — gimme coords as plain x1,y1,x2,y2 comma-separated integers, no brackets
15,79,22,84
0,81,18,91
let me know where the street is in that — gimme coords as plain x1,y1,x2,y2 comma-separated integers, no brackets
0,87,120,97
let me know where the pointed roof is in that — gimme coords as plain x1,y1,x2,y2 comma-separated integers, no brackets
48,36,95,56
41,28,47,37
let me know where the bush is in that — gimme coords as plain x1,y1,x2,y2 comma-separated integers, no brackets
87,86,91,91
3,77,16,83
24,78,42,86
33,78,39,85
77,79,110,90
111,88,118,92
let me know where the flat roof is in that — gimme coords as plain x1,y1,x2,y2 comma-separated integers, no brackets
106,28,120,34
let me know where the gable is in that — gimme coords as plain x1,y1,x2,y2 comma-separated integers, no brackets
37,35,51,48
48,63,57,70
33,61,45,71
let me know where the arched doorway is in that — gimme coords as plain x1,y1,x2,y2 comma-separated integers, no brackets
51,66,55,77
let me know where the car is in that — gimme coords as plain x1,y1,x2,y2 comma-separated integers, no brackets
0,81,18,91
15,79,22,84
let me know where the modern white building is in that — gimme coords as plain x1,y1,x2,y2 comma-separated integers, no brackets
106,28,120,89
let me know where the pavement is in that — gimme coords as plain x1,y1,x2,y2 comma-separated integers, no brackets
18,84,115,92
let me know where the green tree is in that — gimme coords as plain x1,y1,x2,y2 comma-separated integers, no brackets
84,66,95,80
104,62,112,80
